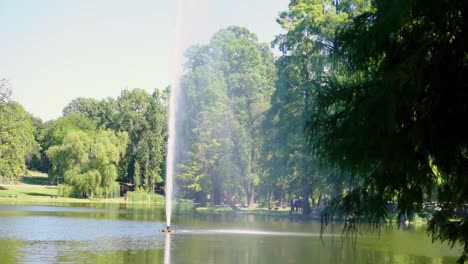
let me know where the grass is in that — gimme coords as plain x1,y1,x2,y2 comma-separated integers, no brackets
196,205,294,217
0,171,127,204
0,171,58,201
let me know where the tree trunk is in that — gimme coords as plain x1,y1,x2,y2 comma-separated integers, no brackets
247,148,256,207
302,190,311,215
249,182,254,206
245,182,255,207
210,190,214,207
211,174,223,206
214,186,223,205
311,190,316,207
317,192,323,206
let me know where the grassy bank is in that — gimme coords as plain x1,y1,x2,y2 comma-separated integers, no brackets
195,205,295,218
0,171,160,204
195,205,431,225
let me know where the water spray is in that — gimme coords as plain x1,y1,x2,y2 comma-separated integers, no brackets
161,0,184,234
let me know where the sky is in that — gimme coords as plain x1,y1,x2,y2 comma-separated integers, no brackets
0,0,289,121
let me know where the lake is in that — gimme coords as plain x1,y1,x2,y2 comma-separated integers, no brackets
0,203,460,263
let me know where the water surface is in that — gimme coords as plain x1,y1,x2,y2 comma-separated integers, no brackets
0,203,460,263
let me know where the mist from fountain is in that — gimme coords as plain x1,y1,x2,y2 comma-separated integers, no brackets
164,0,185,232
164,78,177,229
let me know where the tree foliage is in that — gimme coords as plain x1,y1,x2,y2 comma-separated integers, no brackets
61,89,167,192
37,113,96,182
47,129,128,197
179,26,276,206
261,0,370,212
302,0,468,261
62,97,100,118
0,79,36,183
113,89,166,191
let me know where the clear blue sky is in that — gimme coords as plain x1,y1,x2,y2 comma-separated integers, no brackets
0,0,289,121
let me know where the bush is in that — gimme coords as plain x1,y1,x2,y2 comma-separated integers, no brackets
108,182,120,198
125,190,165,203
58,184,74,197
175,199,195,210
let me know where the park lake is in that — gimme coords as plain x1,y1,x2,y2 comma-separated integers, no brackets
0,202,460,264
1,1,467,263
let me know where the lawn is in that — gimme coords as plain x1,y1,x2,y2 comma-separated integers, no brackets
196,205,293,217
0,171,125,203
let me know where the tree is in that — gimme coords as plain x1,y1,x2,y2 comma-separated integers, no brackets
0,79,36,183
306,0,468,262
179,27,276,206
113,89,166,192
25,114,44,172
47,130,128,197
178,59,234,205
61,89,167,192
214,27,277,206
262,0,370,213
62,97,100,118
38,113,96,183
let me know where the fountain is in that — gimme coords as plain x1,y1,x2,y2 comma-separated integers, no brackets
161,63,178,233
161,0,184,234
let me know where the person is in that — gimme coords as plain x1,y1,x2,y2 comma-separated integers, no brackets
297,198,302,213
290,198,296,214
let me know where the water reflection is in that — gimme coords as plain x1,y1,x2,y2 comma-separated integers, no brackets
178,229,332,237
164,233,171,264
0,203,460,264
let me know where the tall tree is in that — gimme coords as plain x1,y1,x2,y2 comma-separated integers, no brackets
263,0,370,213
179,27,276,206
306,0,468,261
113,89,166,192
0,79,36,183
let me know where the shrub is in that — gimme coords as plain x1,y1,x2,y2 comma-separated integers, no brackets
58,184,74,197
125,190,165,203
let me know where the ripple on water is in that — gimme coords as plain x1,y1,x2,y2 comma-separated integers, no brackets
0,215,167,251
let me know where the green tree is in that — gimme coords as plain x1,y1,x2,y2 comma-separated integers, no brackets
25,115,46,172
113,89,166,192
61,89,167,192
62,97,100,118
306,0,468,261
262,0,370,213
47,129,128,197
178,61,233,205
0,79,36,183
179,27,276,206
38,113,96,183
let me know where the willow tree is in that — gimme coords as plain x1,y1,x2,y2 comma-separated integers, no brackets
307,0,468,261
61,89,167,192
38,113,96,183
47,129,128,198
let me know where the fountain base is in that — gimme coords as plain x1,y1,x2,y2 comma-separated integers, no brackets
161,226,175,233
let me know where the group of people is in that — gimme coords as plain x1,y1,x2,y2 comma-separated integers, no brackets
290,197,302,214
